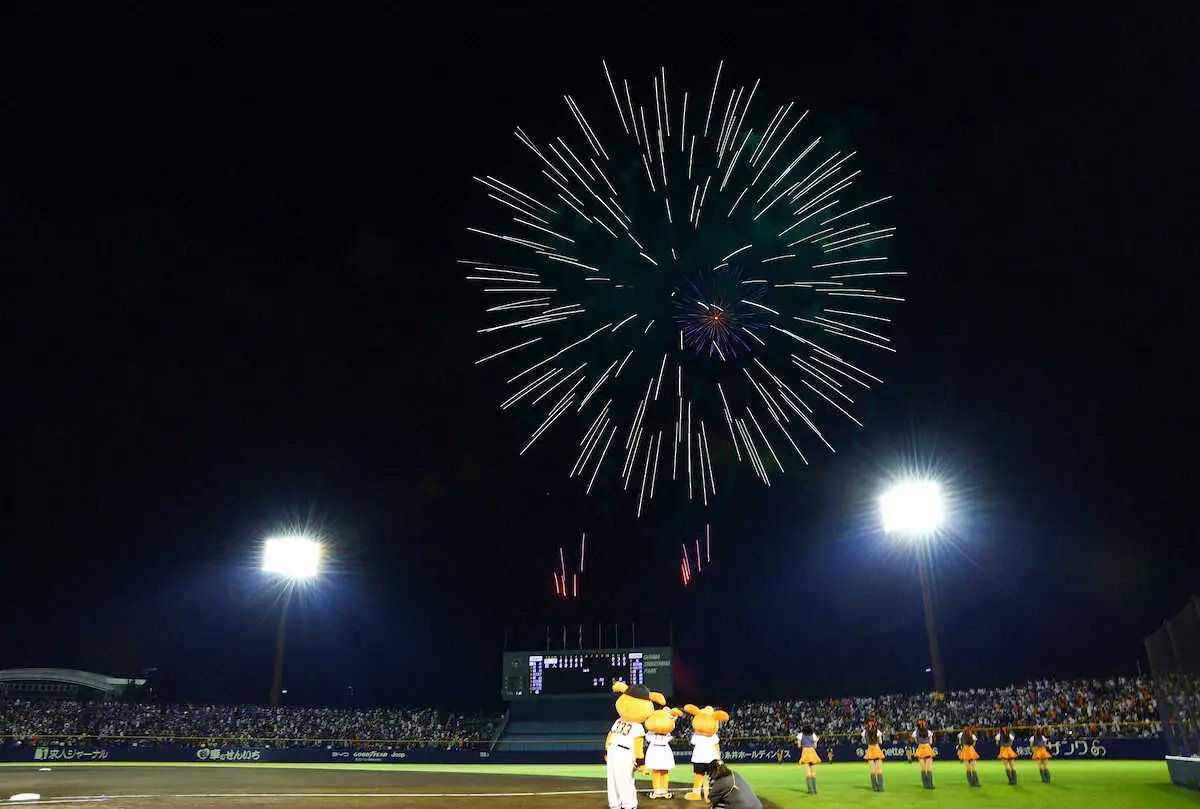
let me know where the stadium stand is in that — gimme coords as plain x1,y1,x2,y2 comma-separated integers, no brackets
716,676,1162,745
0,701,500,750
0,675,1162,752
495,698,612,752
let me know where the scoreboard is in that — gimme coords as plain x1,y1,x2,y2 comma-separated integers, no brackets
501,647,673,699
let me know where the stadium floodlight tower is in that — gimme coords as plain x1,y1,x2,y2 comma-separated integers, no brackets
262,535,322,707
879,481,948,694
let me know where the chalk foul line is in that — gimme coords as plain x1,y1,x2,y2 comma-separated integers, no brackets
9,787,675,803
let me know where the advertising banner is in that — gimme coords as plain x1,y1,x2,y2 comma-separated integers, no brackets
718,737,1166,763
0,737,1166,765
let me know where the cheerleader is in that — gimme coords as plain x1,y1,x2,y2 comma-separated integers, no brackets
912,719,936,789
995,725,1018,785
956,724,981,787
796,724,821,794
1030,725,1053,783
861,718,886,792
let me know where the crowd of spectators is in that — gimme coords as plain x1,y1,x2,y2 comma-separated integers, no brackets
0,675,1170,751
1154,672,1200,756
717,676,1162,746
0,701,502,750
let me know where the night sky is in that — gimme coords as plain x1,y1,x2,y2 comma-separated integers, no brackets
3,5,1198,711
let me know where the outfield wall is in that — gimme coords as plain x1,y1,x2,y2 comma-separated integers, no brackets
0,737,1166,765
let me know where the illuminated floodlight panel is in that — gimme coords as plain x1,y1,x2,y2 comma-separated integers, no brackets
262,536,321,579
879,481,945,536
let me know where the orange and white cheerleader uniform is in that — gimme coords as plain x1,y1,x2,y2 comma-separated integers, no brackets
912,727,935,760
996,731,1018,760
798,732,822,766
863,728,885,761
957,731,981,787
913,726,936,789
956,732,980,762
1030,731,1052,783
798,731,821,794
862,725,886,792
996,730,1018,784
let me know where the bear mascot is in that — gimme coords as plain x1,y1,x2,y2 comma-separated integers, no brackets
683,704,729,800
606,681,666,809
644,705,685,799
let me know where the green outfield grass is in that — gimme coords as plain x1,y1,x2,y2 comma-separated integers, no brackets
353,760,1198,807
1,759,1195,807
720,761,1197,807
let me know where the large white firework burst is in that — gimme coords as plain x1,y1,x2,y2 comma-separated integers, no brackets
465,61,905,515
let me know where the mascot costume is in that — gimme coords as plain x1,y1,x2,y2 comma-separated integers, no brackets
606,681,666,809
683,704,729,800
644,705,684,799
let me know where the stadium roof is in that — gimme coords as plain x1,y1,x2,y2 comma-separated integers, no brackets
0,668,147,697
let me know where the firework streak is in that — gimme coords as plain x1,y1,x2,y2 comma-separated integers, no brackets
680,524,713,587
552,534,586,598
467,62,904,515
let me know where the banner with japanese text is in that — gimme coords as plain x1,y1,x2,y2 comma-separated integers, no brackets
0,737,1166,765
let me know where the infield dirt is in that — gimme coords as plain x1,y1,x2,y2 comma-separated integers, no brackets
0,764,784,808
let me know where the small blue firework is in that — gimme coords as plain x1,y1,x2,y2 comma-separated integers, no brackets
673,265,768,359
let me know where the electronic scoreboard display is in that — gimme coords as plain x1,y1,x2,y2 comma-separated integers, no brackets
501,647,672,699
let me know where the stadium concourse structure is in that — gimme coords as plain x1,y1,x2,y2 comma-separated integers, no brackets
0,669,147,701
1145,596,1200,791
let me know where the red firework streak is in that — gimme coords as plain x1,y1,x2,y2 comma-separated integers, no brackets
681,525,712,587
552,535,586,599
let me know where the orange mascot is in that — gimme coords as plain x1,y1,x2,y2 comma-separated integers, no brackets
683,704,729,800
606,682,664,809
644,705,684,799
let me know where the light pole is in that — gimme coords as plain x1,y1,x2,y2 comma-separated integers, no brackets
879,481,947,693
262,535,322,707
